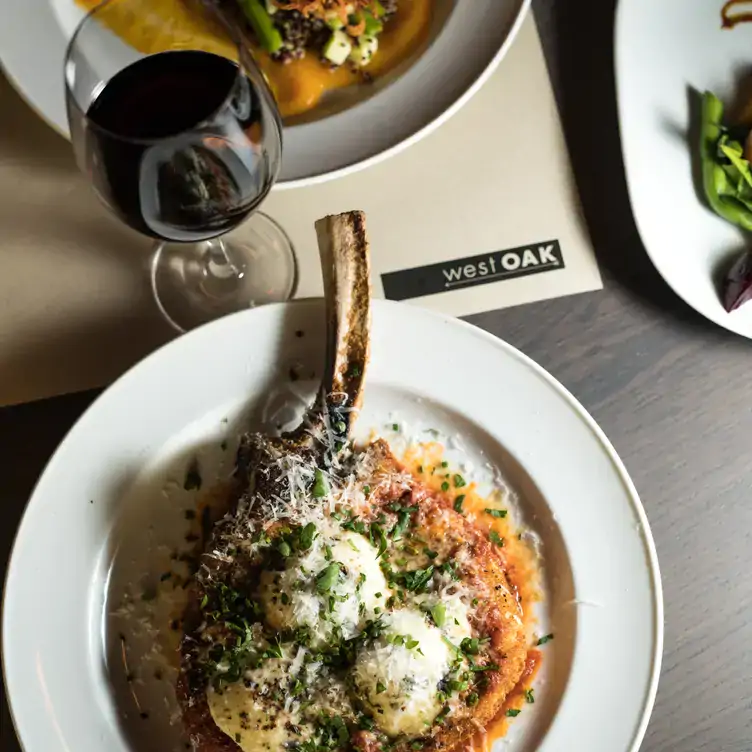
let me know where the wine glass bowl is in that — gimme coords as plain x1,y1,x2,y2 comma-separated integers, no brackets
64,0,296,331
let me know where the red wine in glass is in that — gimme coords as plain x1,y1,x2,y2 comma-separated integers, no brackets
83,49,266,242
65,0,296,332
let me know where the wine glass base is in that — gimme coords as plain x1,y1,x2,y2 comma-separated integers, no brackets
151,213,297,333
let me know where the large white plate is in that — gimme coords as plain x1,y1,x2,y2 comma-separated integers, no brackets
2,300,662,752
0,0,528,188
616,0,752,337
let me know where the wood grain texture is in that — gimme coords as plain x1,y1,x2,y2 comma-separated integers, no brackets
3,1,752,751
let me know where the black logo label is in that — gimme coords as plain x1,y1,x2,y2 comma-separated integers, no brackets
381,240,564,301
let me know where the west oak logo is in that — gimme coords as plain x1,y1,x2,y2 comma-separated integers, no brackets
381,240,564,301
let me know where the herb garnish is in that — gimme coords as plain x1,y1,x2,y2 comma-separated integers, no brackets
312,469,329,499
537,633,554,645
506,708,521,717
453,495,465,514
430,602,447,628
316,562,342,593
489,531,504,547
370,523,389,558
525,688,535,703
485,508,507,518
388,565,435,593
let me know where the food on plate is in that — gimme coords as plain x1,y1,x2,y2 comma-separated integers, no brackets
700,92,752,232
72,0,433,118
176,211,539,752
699,91,752,311
234,0,397,67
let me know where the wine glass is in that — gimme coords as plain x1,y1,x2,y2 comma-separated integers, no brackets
64,0,296,332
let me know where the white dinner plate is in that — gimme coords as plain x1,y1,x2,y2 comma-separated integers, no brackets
2,299,661,752
0,0,529,188
616,0,752,337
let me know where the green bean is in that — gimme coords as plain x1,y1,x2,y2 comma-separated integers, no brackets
700,91,752,231
236,0,283,54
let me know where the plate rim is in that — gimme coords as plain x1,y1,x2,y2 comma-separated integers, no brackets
273,0,531,190
1,298,663,752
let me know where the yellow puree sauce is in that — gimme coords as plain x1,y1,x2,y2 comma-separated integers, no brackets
72,0,433,119
401,442,544,751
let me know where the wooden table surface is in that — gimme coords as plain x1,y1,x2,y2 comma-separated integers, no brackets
3,1,752,750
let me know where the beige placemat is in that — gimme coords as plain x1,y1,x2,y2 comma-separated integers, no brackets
265,16,600,315
0,14,598,408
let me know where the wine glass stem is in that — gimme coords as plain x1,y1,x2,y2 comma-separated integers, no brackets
205,239,243,281
200,238,247,298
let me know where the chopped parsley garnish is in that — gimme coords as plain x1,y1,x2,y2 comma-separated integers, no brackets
485,508,507,518
358,715,375,731
525,688,535,704
370,523,389,558
392,423,400,431
376,682,386,694
363,485,371,495
489,531,504,547
438,559,460,580
434,705,451,725
315,562,342,593
263,637,284,659
470,662,499,673
466,692,479,706
453,474,466,488
430,603,447,628
389,503,417,540
506,708,521,717
441,481,450,492
537,633,554,645
441,461,448,468
312,469,329,499
281,592,290,605
389,565,435,593
324,544,333,561
460,637,480,655
453,495,465,513
341,513,368,535
424,548,438,559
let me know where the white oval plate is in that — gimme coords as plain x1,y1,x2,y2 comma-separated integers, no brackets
0,0,528,188
2,300,662,752
616,0,752,337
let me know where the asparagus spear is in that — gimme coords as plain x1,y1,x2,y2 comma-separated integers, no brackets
236,0,284,54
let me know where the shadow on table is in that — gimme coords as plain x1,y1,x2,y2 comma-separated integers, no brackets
542,0,744,342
